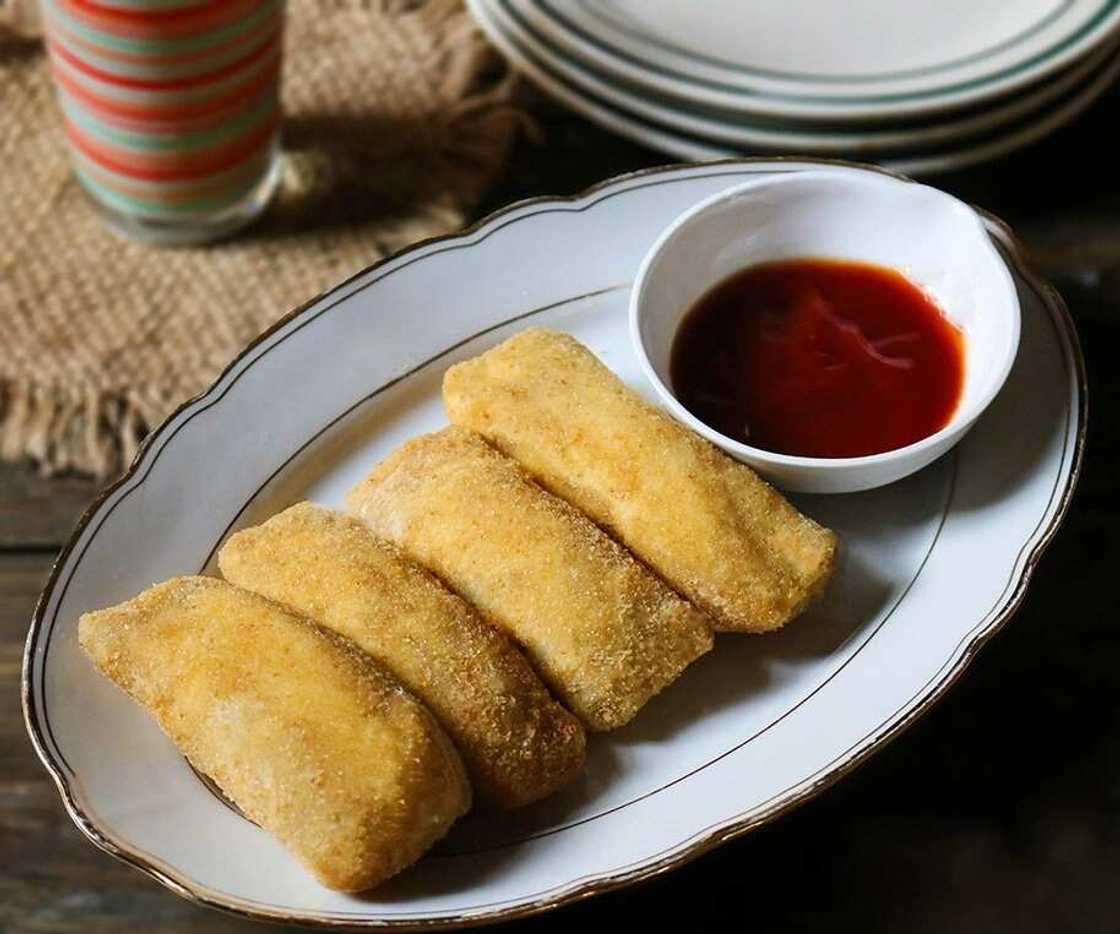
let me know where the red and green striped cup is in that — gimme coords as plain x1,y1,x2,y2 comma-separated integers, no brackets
41,0,285,245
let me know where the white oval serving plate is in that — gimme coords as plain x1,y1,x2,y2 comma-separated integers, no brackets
24,160,1085,930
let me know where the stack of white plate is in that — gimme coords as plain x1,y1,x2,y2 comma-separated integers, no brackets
468,0,1120,174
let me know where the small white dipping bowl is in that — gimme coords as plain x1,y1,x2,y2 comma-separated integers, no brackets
630,170,1021,494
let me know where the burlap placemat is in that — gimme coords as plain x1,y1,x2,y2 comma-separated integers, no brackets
0,0,522,477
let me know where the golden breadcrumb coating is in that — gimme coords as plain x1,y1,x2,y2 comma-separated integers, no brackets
345,427,713,732
443,328,838,632
219,503,586,809
78,576,470,892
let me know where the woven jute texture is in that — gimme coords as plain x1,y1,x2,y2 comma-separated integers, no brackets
0,0,521,477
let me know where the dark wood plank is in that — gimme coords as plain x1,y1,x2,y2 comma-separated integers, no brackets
0,462,100,551
0,553,51,786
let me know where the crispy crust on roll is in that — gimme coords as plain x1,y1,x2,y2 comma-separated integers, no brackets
345,427,713,731
79,576,470,891
219,503,586,808
443,328,838,632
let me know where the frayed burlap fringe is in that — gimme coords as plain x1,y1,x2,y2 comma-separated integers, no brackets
0,383,172,478
0,0,524,477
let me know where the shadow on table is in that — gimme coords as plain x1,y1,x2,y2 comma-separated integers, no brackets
243,107,520,242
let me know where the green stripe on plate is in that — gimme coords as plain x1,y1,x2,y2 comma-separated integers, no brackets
572,0,1075,84
527,0,1120,104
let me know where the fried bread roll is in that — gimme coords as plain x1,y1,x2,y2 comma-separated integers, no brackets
78,576,470,891
219,503,586,808
443,328,838,632
345,427,713,731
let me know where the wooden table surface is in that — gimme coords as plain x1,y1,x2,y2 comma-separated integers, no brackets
3,98,1119,933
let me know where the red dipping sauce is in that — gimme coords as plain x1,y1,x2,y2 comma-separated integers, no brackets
670,258,965,459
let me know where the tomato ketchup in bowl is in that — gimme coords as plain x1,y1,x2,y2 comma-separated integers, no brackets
630,170,1020,494
670,258,965,459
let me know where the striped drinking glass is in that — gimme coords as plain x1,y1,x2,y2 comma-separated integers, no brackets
40,0,285,245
